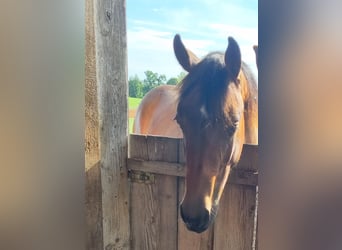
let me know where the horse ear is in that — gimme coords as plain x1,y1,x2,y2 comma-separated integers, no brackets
253,45,258,70
224,37,241,80
173,34,199,72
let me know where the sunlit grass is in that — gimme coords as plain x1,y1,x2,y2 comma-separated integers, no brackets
129,97,142,109
128,97,142,133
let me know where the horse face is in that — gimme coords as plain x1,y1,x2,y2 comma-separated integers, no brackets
174,35,245,233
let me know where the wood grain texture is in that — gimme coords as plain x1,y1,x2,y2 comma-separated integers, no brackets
129,136,258,186
178,178,214,250
127,159,257,186
128,135,258,249
213,144,258,250
94,0,130,249
85,163,103,250
253,187,259,250
128,158,184,177
85,0,99,170
130,175,178,250
213,184,257,250
85,0,102,249
130,135,178,250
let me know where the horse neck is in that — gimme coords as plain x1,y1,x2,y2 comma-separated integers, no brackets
240,64,258,144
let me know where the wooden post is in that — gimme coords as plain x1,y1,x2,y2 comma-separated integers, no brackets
213,145,258,250
85,0,103,249
129,135,178,250
94,0,130,249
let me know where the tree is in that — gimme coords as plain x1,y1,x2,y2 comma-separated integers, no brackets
167,72,187,85
128,70,187,97
142,70,167,94
166,77,177,85
177,71,187,83
128,75,143,98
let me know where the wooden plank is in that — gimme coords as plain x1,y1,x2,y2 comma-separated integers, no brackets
228,168,258,186
128,135,259,249
127,159,258,186
85,0,99,171
130,134,180,160
94,0,130,249
178,138,186,164
130,174,177,250
85,163,103,250
85,0,102,249
127,158,184,177
213,184,257,250
146,136,179,162
130,134,178,250
130,134,257,159
236,144,258,170
253,187,259,250
213,145,258,250
129,134,148,159
130,135,257,165
178,178,214,250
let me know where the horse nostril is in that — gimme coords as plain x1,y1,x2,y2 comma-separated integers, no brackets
180,206,210,233
203,209,209,224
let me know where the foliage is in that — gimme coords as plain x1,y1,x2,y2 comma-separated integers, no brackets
128,75,143,98
128,97,142,133
142,70,167,94
166,77,177,85
177,71,187,83
128,70,186,98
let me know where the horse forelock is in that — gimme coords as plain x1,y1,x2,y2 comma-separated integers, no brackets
177,52,254,119
178,52,228,115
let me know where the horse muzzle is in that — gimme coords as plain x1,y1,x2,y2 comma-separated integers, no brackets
180,204,210,233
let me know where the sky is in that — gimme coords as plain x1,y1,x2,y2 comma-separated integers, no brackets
127,0,258,80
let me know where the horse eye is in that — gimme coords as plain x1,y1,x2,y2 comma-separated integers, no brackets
227,121,239,136
227,126,237,136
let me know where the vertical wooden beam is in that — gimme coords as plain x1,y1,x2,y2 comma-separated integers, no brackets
85,0,103,249
213,145,258,250
129,135,178,250
94,0,130,249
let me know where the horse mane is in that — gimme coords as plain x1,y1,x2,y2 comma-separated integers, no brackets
241,61,258,101
177,52,227,116
177,52,257,118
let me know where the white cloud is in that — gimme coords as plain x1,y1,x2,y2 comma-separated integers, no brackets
127,28,172,51
206,23,258,44
127,27,182,78
127,25,258,79
127,1,258,80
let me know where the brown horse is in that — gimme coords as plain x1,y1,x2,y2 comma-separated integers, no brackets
133,84,182,137
253,45,258,69
133,35,258,233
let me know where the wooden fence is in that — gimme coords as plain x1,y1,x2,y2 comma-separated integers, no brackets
128,134,258,250
85,0,258,248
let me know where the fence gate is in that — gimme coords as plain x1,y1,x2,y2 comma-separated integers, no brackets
128,134,258,250
86,0,258,248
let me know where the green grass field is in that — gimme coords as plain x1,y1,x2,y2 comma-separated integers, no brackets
129,97,142,109
129,97,142,133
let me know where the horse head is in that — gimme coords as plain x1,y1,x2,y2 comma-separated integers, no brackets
174,34,251,233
